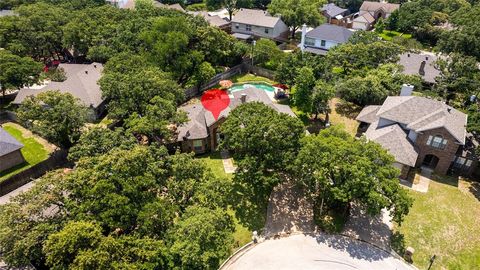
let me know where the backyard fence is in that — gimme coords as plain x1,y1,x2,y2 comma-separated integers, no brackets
183,61,276,99
0,110,17,122
0,149,69,196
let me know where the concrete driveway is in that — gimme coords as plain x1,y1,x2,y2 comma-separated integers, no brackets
223,234,415,270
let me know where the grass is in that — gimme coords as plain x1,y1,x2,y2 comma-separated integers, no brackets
0,124,50,181
393,175,480,270
378,30,412,41
230,73,277,85
197,152,253,250
328,98,361,137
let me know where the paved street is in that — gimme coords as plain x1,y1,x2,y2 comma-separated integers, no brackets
223,234,416,270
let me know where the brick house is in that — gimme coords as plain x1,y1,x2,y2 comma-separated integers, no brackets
356,87,478,178
176,87,295,154
0,127,25,172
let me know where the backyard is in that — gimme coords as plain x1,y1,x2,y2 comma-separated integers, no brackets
197,152,254,250
393,175,480,270
0,122,53,181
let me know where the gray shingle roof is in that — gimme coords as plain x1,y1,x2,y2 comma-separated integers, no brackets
398,52,441,83
376,96,467,144
232,8,281,28
306,24,354,43
0,127,23,157
13,63,104,108
356,105,381,123
177,87,295,141
321,3,348,18
190,11,230,27
365,121,418,166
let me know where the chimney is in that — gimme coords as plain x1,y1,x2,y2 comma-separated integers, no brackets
241,93,247,103
419,61,426,76
400,84,414,96
300,24,307,52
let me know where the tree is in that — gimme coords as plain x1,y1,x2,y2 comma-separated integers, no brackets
252,38,284,69
435,53,480,101
189,61,216,89
374,18,385,33
293,66,316,113
0,170,69,269
17,90,88,148
0,50,42,98
169,206,235,269
68,127,137,162
268,0,325,39
311,80,335,121
99,65,184,120
294,126,413,226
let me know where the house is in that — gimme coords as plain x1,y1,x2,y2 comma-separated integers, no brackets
13,63,105,120
300,24,354,55
398,52,441,84
321,3,349,24
356,85,478,178
0,10,16,17
359,1,399,20
153,2,185,12
231,8,289,41
177,87,295,154
0,127,25,172
352,1,399,30
190,11,231,31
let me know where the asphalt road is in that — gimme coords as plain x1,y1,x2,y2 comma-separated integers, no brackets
223,234,416,270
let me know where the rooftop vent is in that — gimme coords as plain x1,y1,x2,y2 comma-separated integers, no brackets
85,70,88,74
241,93,247,103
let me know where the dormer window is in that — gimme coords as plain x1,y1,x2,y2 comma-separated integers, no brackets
426,135,447,149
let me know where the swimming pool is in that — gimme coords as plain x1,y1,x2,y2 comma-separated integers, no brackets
229,83,275,92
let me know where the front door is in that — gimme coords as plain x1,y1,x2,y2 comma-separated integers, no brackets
422,154,439,169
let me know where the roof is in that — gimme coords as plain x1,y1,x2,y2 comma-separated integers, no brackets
177,87,295,141
232,8,281,28
304,47,328,55
0,127,23,157
232,33,252,40
190,11,230,27
365,121,418,166
321,3,348,18
305,24,354,43
13,63,104,108
354,11,375,24
360,1,400,14
154,2,185,12
398,52,441,83
376,96,467,144
0,10,16,17
356,105,381,123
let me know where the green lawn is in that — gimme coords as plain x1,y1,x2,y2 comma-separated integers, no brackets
0,125,49,181
393,176,480,270
230,73,277,85
378,30,412,41
197,152,252,250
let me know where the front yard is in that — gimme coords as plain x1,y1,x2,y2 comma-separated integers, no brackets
0,122,54,181
394,176,480,270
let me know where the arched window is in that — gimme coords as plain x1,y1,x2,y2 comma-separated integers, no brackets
426,135,447,149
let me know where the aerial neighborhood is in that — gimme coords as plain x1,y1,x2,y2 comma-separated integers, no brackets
0,0,479,269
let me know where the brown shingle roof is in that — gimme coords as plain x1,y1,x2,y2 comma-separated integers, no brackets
360,1,400,14
232,8,281,28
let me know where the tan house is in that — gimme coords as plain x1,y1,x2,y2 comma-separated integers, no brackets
177,87,295,154
356,86,478,178
352,1,399,30
0,127,25,172
231,9,289,41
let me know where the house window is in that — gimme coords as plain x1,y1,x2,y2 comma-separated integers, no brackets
321,40,326,47
305,37,315,46
246,24,252,31
265,28,270,34
193,140,203,152
426,135,447,149
453,157,473,170
235,23,239,29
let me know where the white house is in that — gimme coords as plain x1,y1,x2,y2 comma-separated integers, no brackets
231,8,289,40
300,24,354,55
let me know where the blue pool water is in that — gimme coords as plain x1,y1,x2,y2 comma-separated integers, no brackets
229,83,275,92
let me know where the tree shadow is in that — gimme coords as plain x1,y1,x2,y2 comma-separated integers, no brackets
391,231,407,259
334,100,362,119
467,180,480,202
229,181,269,231
315,234,391,262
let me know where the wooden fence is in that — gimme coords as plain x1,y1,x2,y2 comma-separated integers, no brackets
0,149,68,196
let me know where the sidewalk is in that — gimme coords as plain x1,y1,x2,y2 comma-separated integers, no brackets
220,150,236,173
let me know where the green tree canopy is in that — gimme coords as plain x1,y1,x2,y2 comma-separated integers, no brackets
17,90,89,148
0,50,42,97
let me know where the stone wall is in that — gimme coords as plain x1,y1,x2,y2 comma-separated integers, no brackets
414,127,460,175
